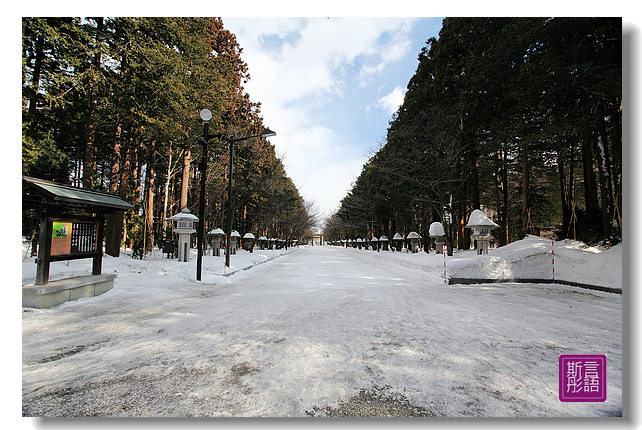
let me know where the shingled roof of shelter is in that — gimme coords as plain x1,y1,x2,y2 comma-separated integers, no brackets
22,176,133,212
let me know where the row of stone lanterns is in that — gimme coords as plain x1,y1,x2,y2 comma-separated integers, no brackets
167,207,296,261
331,233,423,252
169,207,499,262
328,209,499,255
207,229,242,256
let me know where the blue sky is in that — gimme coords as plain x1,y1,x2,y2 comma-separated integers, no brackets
222,17,444,223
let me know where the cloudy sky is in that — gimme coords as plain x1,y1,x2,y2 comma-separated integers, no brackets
221,17,444,224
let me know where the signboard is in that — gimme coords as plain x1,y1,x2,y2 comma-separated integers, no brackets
50,220,97,256
51,222,72,256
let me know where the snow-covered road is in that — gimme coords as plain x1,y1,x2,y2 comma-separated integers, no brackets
22,245,622,417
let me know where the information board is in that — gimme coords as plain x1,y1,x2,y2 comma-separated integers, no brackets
50,220,97,256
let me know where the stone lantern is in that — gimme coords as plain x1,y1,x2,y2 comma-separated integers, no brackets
356,238,364,250
429,222,446,254
392,233,404,252
258,235,268,250
465,209,499,255
229,230,241,255
370,236,379,251
243,233,255,252
208,227,225,257
169,208,198,262
379,235,389,251
407,231,421,253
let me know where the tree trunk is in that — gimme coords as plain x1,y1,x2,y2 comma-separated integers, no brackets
133,137,142,207
501,145,508,245
163,146,173,239
594,111,614,237
82,18,103,189
180,143,191,210
557,149,570,235
145,142,156,252
580,115,600,225
27,33,45,119
119,140,132,246
470,145,480,211
494,146,509,247
521,118,530,237
609,98,622,230
105,123,123,257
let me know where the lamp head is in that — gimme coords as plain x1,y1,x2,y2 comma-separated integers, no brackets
200,109,212,122
260,128,276,138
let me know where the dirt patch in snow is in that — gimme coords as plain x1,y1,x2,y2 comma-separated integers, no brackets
305,385,437,417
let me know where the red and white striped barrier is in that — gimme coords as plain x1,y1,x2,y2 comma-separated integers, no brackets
551,240,555,283
443,245,448,284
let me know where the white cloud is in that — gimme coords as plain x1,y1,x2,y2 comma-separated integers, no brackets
373,86,406,116
222,17,419,216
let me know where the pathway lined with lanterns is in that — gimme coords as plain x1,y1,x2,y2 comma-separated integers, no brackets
22,245,621,417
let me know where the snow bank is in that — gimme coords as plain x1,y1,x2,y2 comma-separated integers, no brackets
328,235,621,291
446,235,622,290
22,244,298,287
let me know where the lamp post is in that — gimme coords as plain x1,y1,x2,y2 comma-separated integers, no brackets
196,109,213,281
224,127,276,268
195,107,276,278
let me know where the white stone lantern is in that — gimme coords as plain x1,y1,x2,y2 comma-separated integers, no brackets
258,235,268,250
379,235,389,251
208,227,225,257
465,209,499,255
407,231,421,253
392,233,404,252
242,233,255,252
429,222,446,254
229,230,241,255
370,236,378,251
169,208,198,262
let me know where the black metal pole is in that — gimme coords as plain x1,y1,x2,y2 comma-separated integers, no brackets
225,138,235,268
196,122,209,281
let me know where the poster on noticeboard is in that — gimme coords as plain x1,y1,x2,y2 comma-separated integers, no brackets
50,221,72,256
50,221,97,256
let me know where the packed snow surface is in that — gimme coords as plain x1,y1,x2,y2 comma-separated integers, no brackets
21,237,622,418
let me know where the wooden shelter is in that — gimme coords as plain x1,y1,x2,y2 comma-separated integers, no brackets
22,176,133,308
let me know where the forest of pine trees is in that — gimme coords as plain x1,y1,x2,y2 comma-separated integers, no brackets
22,17,317,257
324,17,622,252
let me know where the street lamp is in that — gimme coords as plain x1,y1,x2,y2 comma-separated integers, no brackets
196,109,213,281
195,108,276,279
224,127,276,268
